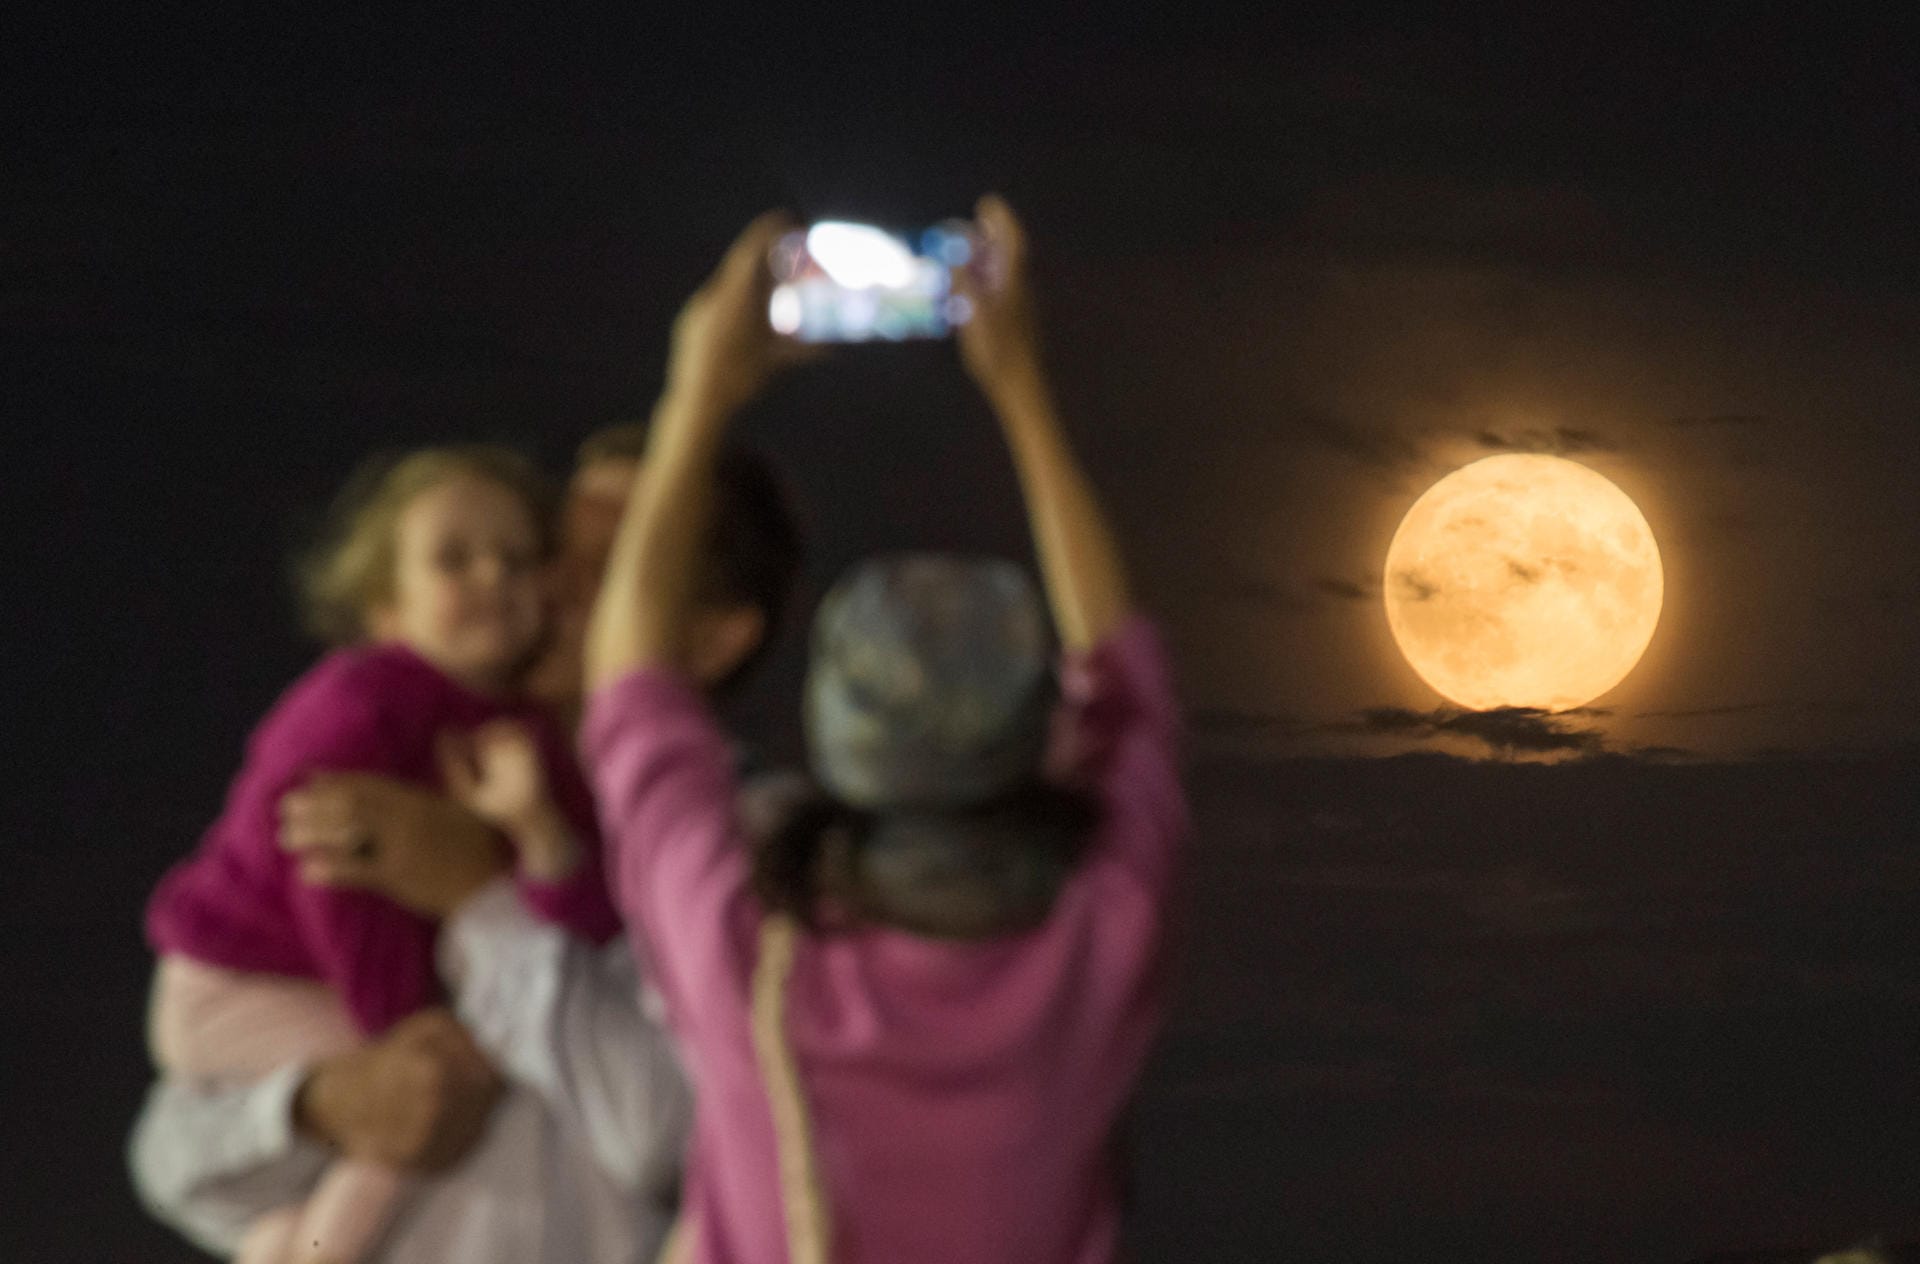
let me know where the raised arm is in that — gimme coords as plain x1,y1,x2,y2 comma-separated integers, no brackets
955,195,1132,651
585,212,804,692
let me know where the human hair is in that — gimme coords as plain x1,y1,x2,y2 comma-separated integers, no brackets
751,780,1096,938
297,444,559,646
577,421,802,699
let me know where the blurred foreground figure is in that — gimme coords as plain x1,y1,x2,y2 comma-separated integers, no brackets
582,195,1188,1262
131,431,800,1263
141,446,621,1264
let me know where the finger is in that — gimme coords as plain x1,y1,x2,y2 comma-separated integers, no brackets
476,717,535,756
413,1014,495,1079
291,836,384,882
278,802,357,848
974,193,1027,279
437,730,477,800
396,1007,466,1049
298,854,369,887
279,815,360,854
951,253,983,304
278,803,366,852
974,193,1026,255
291,772,375,818
278,787,356,834
718,210,797,309
720,210,796,285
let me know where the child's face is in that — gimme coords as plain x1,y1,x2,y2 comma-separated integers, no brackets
369,474,547,692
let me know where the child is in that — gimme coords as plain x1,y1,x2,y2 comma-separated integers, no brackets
583,197,1185,1262
145,445,620,1264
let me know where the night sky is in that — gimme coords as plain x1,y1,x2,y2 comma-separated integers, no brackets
7,10,1919,1262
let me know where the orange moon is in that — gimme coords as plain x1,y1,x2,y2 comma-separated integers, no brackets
1383,454,1663,711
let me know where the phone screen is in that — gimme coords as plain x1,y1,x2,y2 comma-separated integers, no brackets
768,221,974,343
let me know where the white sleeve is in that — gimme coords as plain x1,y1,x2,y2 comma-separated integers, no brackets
436,879,691,1200
127,1064,330,1256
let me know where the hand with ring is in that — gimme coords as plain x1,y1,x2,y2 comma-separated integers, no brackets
278,773,511,918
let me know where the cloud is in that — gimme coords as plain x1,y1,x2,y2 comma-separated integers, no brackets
1621,745,1695,763
1389,568,1440,602
1473,425,1617,455
1217,577,1315,612
1314,575,1378,601
1205,573,1382,611
1190,707,1310,738
1298,409,1428,473
1344,705,1609,756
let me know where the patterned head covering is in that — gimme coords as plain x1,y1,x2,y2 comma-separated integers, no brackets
804,553,1055,810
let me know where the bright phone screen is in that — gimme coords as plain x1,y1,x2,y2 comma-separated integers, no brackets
768,221,974,343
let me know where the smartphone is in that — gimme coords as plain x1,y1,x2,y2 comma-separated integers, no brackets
768,220,976,343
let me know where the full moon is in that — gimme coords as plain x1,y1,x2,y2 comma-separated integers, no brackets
1383,454,1663,712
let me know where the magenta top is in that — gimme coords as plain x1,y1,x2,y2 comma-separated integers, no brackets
584,617,1185,1264
147,642,619,1037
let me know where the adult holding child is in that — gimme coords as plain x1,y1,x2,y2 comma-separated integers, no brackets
130,433,801,1264
584,195,1186,1262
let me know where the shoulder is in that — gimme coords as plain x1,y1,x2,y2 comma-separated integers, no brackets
287,645,454,716
581,669,718,762
252,646,447,758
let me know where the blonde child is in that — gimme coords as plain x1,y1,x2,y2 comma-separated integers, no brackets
145,446,619,1264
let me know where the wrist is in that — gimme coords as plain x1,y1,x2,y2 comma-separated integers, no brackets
655,378,744,441
983,362,1054,420
507,804,581,880
498,796,566,839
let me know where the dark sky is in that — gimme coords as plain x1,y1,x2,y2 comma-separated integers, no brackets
7,9,1920,1262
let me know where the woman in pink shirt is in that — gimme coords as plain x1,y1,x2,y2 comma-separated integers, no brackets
145,445,620,1264
583,197,1187,1262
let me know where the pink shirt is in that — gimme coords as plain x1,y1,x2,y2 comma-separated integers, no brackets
584,617,1185,1264
148,642,619,1036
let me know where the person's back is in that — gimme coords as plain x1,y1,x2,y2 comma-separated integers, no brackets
589,608,1178,1263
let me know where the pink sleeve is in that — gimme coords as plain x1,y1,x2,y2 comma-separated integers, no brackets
581,669,760,1031
247,678,441,1036
1055,616,1187,895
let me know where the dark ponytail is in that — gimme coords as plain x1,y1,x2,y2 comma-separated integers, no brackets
750,791,875,929
750,779,1098,938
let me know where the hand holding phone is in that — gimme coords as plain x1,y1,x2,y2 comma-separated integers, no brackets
768,220,978,343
